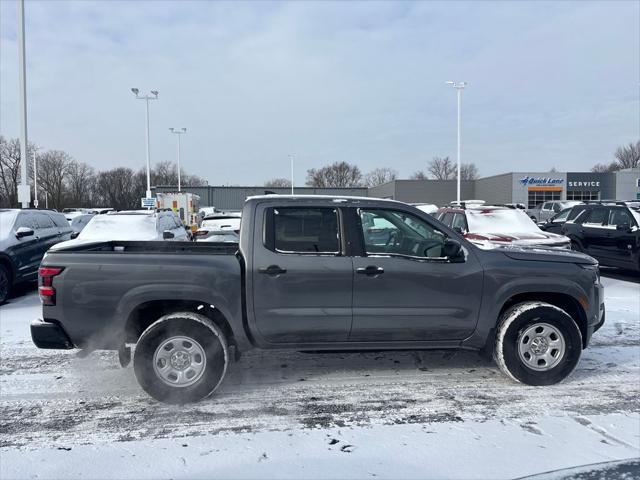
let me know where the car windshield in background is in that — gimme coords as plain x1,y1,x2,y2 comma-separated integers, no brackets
466,209,539,233
78,214,157,240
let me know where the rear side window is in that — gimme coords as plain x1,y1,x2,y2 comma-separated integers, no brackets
440,212,454,227
264,207,340,254
608,208,636,227
34,212,55,229
49,213,68,228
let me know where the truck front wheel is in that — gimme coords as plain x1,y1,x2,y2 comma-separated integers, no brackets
494,302,582,386
133,313,229,404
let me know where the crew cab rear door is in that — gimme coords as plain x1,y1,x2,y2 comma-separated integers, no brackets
350,207,483,342
251,205,352,344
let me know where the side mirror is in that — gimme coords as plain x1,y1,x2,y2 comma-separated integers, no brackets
15,227,34,239
452,226,465,234
616,223,631,232
163,230,175,240
70,231,79,239
443,238,464,262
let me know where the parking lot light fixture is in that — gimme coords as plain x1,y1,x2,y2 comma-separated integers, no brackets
131,88,159,199
169,128,187,192
446,81,468,203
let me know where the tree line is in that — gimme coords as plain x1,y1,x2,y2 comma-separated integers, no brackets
591,141,640,173
0,136,206,210
266,156,480,189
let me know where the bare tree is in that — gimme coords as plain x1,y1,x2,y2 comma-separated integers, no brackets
182,173,207,187
0,136,21,207
364,168,397,187
306,161,362,187
614,141,640,169
410,170,428,180
153,160,179,186
66,161,95,207
95,168,139,210
460,163,479,180
591,162,618,173
37,150,72,210
427,156,456,180
264,178,292,188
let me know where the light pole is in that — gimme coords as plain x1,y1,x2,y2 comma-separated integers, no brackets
446,81,467,203
131,88,158,199
289,154,294,195
169,128,186,192
17,0,30,208
32,145,40,208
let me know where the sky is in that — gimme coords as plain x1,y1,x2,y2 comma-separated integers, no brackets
1,1,639,186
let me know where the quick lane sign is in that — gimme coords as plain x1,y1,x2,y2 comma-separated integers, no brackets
519,176,564,186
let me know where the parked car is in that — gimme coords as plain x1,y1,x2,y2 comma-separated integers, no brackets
50,210,189,250
562,202,640,272
200,213,241,233
32,196,604,404
527,201,582,222
437,205,571,249
0,209,72,303
195,230,240,243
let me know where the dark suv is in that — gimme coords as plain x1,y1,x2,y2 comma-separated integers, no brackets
0,209,73,303
562,202,640,272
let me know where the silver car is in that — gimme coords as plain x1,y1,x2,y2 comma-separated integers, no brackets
528,201,582,222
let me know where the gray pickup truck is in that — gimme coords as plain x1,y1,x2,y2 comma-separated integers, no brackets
32,196,605,404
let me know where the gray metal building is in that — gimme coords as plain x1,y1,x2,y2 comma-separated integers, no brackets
153,168,639,210
153,185,368,210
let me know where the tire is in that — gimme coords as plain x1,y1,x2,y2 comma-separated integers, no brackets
494,302,582,386
0,264,11,304
133,312,229,404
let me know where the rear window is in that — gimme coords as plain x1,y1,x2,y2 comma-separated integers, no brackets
264,207,340,254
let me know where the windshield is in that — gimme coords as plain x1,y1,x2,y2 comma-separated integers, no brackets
78,214,157,240
466,209,540,233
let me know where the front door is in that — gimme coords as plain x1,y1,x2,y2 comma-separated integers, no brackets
350,207,483,342
252,206,353,344
579,207,610,258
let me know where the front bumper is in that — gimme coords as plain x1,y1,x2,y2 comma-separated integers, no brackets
31,319,75,349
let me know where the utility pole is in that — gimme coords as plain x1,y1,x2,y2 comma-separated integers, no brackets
32,145,39,208
169,128,187,192
289,154,294,195
17,0,30,208
446,81,467,203
131,88,158,199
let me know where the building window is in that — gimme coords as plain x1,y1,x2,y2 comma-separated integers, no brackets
527,190,561,209
567,191,600,201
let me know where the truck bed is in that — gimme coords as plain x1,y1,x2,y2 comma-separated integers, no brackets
49,240,238,255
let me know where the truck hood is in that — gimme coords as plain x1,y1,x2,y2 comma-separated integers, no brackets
466,231,570,245
498,245,597,265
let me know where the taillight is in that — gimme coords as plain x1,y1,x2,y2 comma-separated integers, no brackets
194,230,208,237
39,266,64,306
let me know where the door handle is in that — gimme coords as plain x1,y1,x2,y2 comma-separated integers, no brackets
258,265,287,275
356,265,384,276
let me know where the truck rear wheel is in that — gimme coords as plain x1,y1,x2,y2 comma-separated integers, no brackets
133,312,228,404
494,302,582,386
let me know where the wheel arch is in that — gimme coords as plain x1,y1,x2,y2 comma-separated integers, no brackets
491,292,589,349
124,299,236,350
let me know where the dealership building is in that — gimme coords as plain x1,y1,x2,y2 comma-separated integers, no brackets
154,168,640,211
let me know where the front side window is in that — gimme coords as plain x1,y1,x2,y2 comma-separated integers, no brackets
451,213,467,231
359,209,445,258
266,207,340,254
551,209,571,223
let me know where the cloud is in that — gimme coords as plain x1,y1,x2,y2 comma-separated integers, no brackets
1,0,638,185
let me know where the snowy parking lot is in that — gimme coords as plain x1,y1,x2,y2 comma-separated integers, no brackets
1,272,639,479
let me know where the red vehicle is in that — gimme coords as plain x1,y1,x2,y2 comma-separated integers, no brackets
436,205,571,249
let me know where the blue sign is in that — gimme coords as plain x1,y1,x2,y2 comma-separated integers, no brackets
141,197,155,208
519,176,564,186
